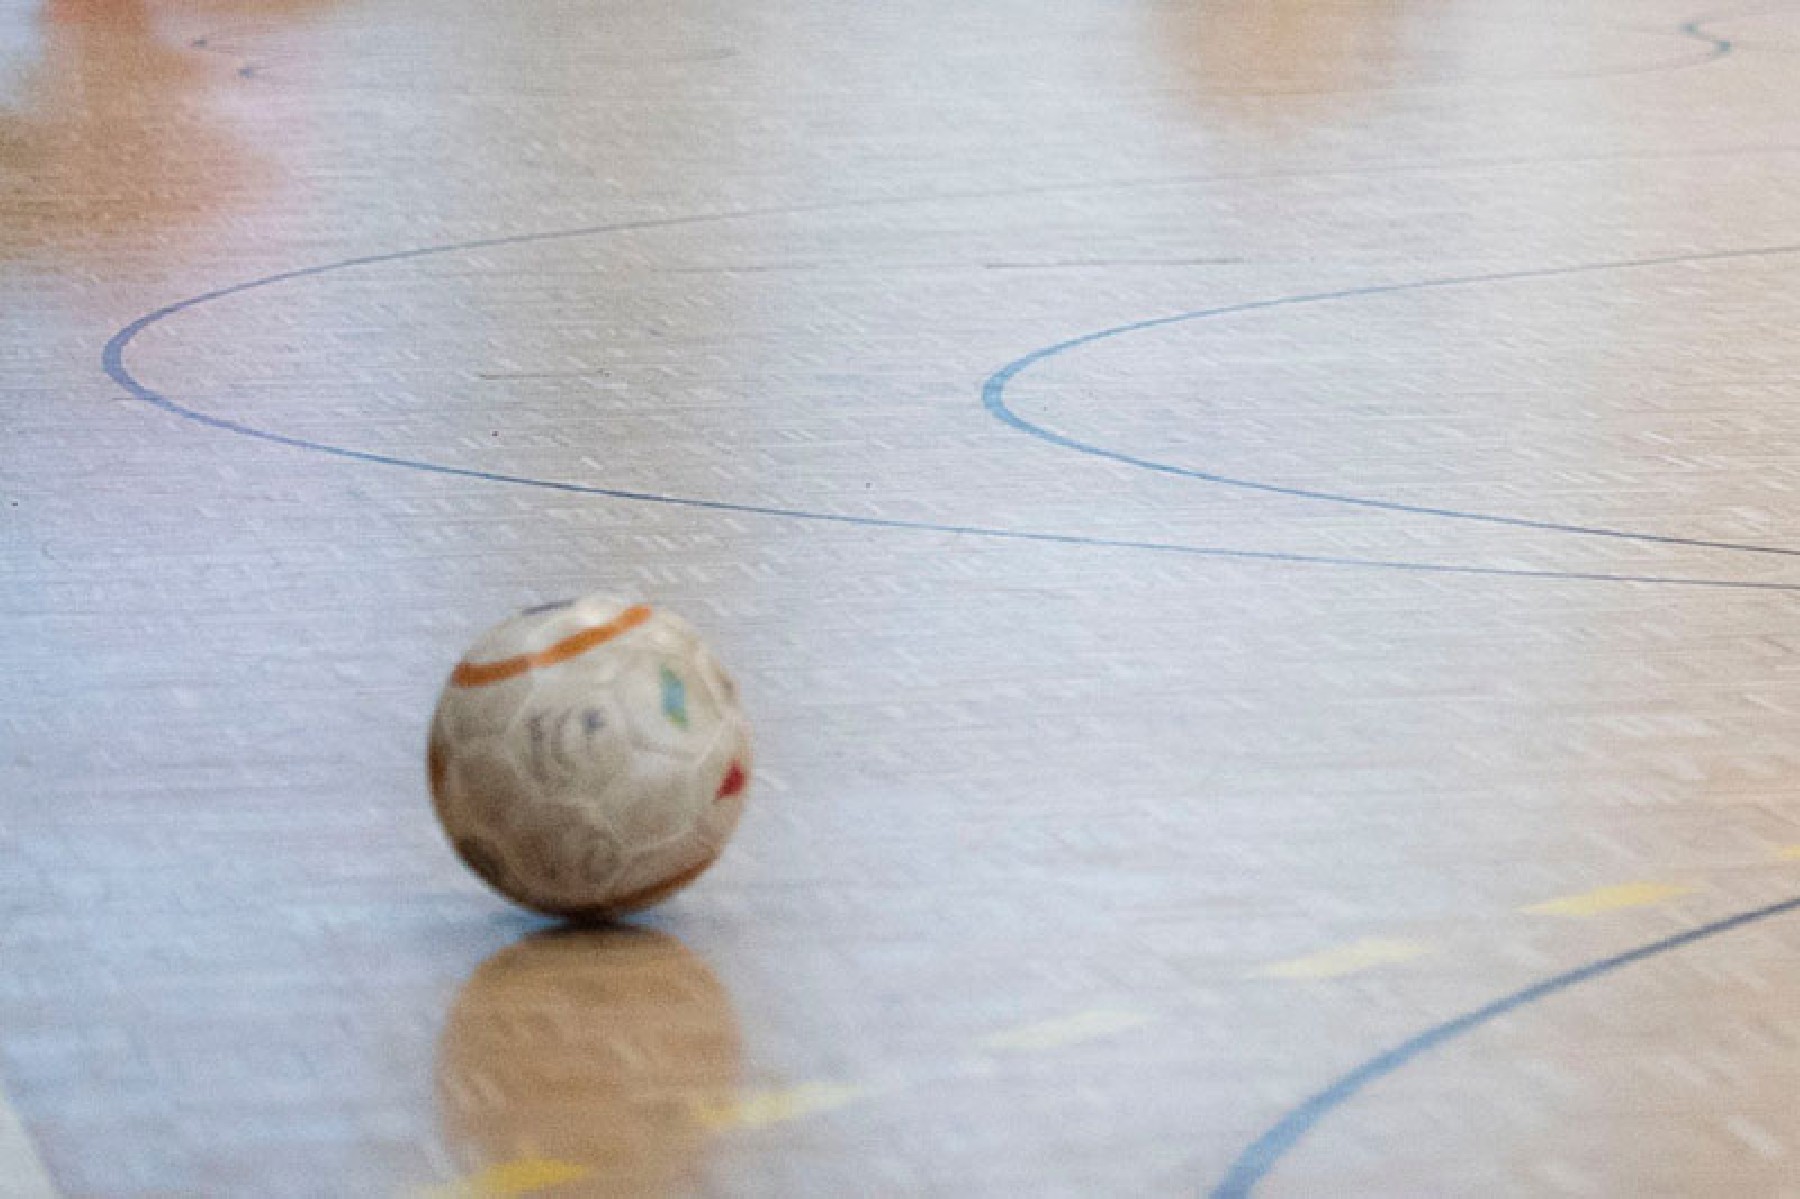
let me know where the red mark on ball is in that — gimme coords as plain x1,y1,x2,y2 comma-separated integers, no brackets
717,761,747,801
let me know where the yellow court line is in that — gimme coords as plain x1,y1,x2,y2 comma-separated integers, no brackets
414,1157,592,1198
1778,846,1800,861
1522,881,1693,917
0,1084,58,1199
1248,938,1432,981
691,1082,872,1131
979,1009,1156,1053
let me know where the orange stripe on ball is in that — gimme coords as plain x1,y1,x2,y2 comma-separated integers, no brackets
450,605,653,688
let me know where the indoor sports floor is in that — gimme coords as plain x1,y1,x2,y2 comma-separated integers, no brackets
7,0,1800,1194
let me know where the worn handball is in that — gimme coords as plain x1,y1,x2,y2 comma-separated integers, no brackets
427,596,751,919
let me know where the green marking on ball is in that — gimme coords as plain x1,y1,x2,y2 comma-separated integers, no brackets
660,665,690,729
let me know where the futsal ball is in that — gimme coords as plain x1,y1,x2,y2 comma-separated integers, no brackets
428,596,751,919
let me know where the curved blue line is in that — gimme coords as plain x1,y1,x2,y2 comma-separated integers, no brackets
104,302,1800,591
1211,891,1800,1195
983,243,1800,559
101,264,1800,594
96,77,1800,591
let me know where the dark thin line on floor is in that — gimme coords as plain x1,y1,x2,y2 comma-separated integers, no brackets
983,243,1800,559
98,105,1800,590
103,290,1800,593
90,326,1800,592
1210,892,1800,1196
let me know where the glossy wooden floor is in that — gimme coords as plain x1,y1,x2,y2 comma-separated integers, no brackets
7,0,1800,1194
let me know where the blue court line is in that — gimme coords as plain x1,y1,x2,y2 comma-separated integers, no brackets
98,305,1800,592
103,284,1800,594
1211,891,1800,1196
88,10,1788,593
982,242,1800,560
100,232,1800,590
94,15,1765,592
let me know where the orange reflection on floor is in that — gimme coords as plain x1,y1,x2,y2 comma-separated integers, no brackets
435,928,741,1198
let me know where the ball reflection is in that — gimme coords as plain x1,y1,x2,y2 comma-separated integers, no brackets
436,927,741,1197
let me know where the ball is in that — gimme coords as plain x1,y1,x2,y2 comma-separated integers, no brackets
428,596,751,919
